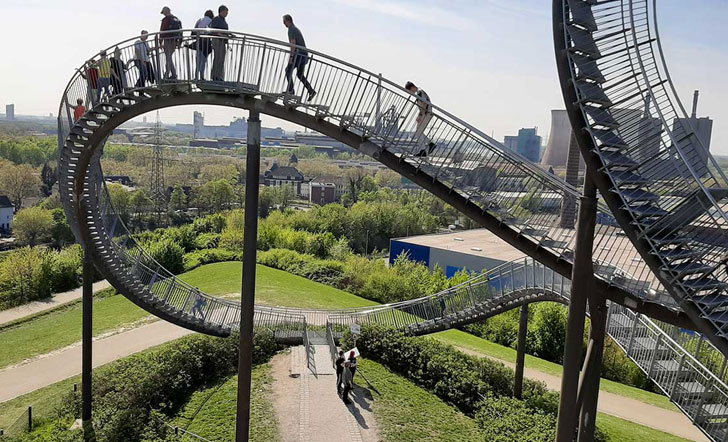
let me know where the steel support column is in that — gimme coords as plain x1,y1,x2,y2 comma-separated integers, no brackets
577,295,608,442
235,111,261,442
555,176,597,442
514,304,529,399
82,251,95,439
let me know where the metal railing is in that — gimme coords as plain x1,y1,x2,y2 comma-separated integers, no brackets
57,29,688,320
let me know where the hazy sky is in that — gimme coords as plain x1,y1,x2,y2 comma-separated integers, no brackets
2,0,727,153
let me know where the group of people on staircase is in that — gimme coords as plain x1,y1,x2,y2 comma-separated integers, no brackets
335,350,358,405
69,5,438,158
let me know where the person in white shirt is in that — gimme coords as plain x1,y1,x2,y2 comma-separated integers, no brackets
405,81,437,157
194,10,214,80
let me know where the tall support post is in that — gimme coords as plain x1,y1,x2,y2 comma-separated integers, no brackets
235,111,261,442
82,251,95,439
555,173,597,442
577,294,608,442
514,303,529,399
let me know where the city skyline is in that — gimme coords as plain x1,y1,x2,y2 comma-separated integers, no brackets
1,0,726,153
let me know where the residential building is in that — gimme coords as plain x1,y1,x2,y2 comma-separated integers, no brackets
0,196,13,233
262,163,307,196
309,183,337,205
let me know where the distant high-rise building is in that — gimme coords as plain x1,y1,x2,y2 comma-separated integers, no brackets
142,116,147,124
193,111,204,139
5,104,15,120
503,128,542,163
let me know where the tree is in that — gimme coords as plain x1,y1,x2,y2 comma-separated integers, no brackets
169,185,187,211
13,207,54,246
199,163,239,184
195,179,235,214
50,208,75,247
130,189,153,221
0,162,40,210
374,169,401,188
108,183,132,224
40,163,57,197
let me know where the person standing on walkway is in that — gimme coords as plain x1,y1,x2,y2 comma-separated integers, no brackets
335,350,345,394
348,350,357,380
341,361,354,404
193,10,215,80
110,46,128,95
210,5,230,82
94,50,114,102
405,81,436,157
128,30,155,87
160,6,182,80
283,14,316,102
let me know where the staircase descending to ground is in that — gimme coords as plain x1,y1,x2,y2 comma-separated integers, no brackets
56,8,728,438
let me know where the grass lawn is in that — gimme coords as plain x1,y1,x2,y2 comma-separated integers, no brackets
180,262,378,309
597,413,693,442
432,329,677,412
0,376,80,433
172,365,279,442
359,358,485,441
0,295,149,369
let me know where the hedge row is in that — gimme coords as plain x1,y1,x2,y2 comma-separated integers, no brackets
46,332,279,442
342,325,608,442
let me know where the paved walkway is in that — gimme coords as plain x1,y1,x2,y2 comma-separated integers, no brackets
272,346,378,442
0,320,191,403
456,346,708,442
0,280,111,326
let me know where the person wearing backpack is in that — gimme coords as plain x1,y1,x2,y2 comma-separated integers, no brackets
160,6,182,80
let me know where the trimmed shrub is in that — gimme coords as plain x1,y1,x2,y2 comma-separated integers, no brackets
183,248,242,272
145,239,185,275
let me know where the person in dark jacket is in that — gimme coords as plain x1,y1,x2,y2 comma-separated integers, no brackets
160,6,182,80
283,14,316,101
110,46,127,95
210,5,230,82
335,351,345,394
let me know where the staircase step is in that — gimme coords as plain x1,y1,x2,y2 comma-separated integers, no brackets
570,53,606,83
680,278,728,293
612,171,649,186
567,24,601,58
591,129,628,149
617,188,660,202
674,381,713,399
693,293,728,309
655,248,698,260
576,81,612,106
661,261,712,276
645,187,728,236
600,151,638,169
626,204,669,218
585,106,619,129
700,403,728,420
522,228,549,237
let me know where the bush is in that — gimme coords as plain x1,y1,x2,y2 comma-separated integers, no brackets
257,249,345,286
529,303,568,363
0,247,54,309
47,244,83,293
145,239,185,275
475,395,557,442
183,248,242,272
53,332,277,442
342,325,547,415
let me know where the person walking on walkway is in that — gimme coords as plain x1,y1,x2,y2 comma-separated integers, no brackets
69,99,86,123
94,50,114,102
335,350,345,394
405,81,436,157
110,47,128,95
193,10,214,80
210,5,230,82
283,14,316,101
191,289,207,318
341,361,354,404
160,6,182,80
128,30,155,87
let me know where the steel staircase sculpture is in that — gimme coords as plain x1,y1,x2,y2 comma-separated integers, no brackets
56,12,728,438
554,0,728,359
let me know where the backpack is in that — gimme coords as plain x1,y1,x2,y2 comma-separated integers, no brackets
168,15,183,40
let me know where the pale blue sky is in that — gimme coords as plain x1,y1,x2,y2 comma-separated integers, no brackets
1,0,726,153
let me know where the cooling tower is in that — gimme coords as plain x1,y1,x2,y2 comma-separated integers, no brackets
541,110,584,171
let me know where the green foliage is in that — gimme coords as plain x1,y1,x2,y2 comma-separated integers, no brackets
51,332,277,442
12,207,54,246
145,239,185,275
46,245,83,293
0,247,54,309
183,248,242,272
0,136,57,166
49,209,75,248
529,303,568,363
257,249,345,287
